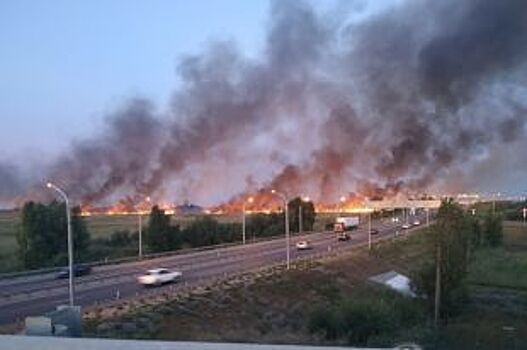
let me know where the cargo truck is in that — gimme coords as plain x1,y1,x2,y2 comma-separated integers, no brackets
335,216,360,230
333,216,359,241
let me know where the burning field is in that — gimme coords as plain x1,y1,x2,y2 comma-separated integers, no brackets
1,0,527,211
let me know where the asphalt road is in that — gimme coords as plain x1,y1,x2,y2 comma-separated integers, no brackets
0,215,426,325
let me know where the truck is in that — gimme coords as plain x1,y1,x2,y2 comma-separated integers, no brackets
334,222,350,241
335,216,360,230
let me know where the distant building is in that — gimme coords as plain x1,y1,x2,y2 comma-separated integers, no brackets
174,202,203,215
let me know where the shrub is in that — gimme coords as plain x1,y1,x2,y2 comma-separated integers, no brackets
483,214,503,247
309,288,424,346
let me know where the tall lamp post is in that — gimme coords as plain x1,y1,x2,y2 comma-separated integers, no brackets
367,209,372,250
339,196,346,213
426,208,431,227
365,198,372,250
137,196,151,258
271,189,290,269
46,182,75,306
298,196,310,235
242,196,254,245
492,192,501,216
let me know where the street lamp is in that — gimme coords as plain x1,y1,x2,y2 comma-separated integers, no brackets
364,198,372,250
492,192,501,216
340,196,346,213
242,196,254,245
426,208,431,227
46,182,75,306
271,189,290,269
137,196,151,258
299,196,310,235
367,210,372,250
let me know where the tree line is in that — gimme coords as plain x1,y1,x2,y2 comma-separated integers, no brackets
16,197,316,269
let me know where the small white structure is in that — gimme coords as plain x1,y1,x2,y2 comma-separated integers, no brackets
369,271,416,297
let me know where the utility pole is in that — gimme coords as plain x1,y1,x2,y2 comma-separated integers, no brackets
492,192,500,216
138,213,143,258
137,196,150,258
299,205,302,235
285,200,290,269
368,210,372,250
434,242,441,327
242,197,254,245
426,208,430,227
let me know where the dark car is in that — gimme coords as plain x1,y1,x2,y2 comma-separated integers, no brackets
369,228,379,235
57,264,92,279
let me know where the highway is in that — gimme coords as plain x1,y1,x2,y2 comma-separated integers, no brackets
0,215,426,325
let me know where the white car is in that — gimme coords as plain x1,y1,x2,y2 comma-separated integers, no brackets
412,220,421,226
296,240,312,250
401,223,411,229
137,268,182,286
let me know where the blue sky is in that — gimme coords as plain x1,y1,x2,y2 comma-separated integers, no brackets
0,0,269,160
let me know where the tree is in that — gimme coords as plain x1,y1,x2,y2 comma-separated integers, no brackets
180,216,241,247
483,213,503,247
248,213,284,238
146,205,178,252
287,197,316,233
70,206,90,262
411,199,470,322
467,216,482,249
17,201,91,269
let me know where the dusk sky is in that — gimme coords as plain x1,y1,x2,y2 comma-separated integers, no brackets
0,0,394,162
1,0,526,206
0,0,270,160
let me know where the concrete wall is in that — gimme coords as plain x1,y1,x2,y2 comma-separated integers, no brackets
1,335,420,350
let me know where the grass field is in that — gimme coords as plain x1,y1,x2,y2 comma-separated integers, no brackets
0,211,20,272
434,221,527,349
0,211,19,253
468,221,527,291
85,220,527,348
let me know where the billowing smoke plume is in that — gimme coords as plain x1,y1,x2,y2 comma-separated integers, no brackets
4,0,527,207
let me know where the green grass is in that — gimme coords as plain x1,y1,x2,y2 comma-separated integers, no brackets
0,211,21,272
86,214,146,239
370,226,433,272
429,222,527,349
468,222,527,291
0,211,19,254
469,248,527,290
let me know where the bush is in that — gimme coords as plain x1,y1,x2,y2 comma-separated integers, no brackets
309,288,425,346
180,216,241,247
308,306,341,340
483,214,503,247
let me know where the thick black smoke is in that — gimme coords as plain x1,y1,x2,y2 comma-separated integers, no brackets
4,0,527,207
38,99,163,205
